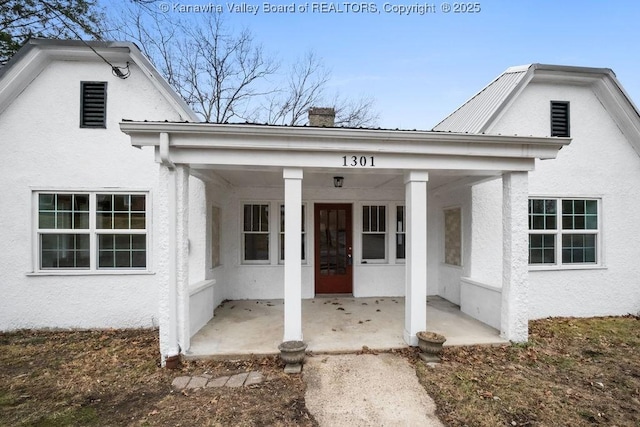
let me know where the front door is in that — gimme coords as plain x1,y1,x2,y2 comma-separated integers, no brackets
314,204,353,294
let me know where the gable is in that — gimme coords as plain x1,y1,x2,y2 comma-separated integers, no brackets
0,39,198,122
434,64,640,157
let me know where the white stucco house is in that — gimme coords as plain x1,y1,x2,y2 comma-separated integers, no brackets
1,40,638,363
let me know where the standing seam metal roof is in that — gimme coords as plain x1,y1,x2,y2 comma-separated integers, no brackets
432,68,530,133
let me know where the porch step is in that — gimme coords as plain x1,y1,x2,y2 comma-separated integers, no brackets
171,371,264,390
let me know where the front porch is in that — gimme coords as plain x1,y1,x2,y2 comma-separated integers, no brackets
186,296,506,358
120,121,569,363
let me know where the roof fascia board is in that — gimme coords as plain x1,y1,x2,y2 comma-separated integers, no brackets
120,122,569,161
0,47,47,115
593,77,640,156
164,146,538,172
481,66,535,134
123,44,199,122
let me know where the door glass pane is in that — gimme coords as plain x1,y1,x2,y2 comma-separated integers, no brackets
328,210,337,274
319,208,350,276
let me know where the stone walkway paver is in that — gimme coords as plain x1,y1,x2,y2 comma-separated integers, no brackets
172,371,264,390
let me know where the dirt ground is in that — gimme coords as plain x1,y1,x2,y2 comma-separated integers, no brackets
1,315,639,426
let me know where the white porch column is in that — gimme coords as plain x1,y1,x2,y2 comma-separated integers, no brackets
175,165,191,353
283,168,303,342
501,171,529,342
157,163,190,364
157,165,175,364
404,171,429,346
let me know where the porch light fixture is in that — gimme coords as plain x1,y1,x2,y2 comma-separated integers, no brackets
333,176,344,188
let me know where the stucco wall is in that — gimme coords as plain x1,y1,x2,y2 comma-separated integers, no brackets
469,178,503,288
489,82,640,318
0,59,184,330
431,185,473,305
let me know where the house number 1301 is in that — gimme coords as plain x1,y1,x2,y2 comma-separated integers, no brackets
342,155,375,167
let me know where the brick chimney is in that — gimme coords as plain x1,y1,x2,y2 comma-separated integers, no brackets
308,107,335,127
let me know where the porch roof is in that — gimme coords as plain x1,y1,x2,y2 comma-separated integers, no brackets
120,121,570,176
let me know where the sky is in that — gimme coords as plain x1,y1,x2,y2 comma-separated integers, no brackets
102,0,640,129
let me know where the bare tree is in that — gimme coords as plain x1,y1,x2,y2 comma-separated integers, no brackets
265,51,330,126
106,3,378,126
334,94,380,128
108,7,277,122
184,16,278,123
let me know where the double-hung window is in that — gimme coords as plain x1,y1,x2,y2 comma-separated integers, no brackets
96,194,147,268
36,192,147,271
529,198,599,266
243,203,269,262
38,193,90,269
362,205,386,261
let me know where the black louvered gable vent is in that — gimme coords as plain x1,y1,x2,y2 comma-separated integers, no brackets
81,82,107,128
550,101,570,137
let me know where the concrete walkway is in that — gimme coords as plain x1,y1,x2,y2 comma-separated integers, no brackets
304,353,444,426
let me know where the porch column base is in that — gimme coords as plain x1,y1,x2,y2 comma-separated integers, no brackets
404,171,429,346
283,168,303,342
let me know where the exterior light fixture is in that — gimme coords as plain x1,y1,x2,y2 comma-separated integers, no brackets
333,176,344,188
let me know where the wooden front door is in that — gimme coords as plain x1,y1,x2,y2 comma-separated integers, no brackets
314,204,353,294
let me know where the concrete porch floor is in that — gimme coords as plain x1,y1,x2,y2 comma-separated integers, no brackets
187,296,507,358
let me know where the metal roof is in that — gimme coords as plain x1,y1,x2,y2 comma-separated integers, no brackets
433,67,530,133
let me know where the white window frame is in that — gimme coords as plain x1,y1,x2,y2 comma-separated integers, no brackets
528,197,602,270
278,203,307,264
32,189,150,275
241,202,271,264
361,204,388,264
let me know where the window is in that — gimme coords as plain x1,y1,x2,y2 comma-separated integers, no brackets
80,82,107,128
550,101,570,137
279,204,306,262
362,205,386,261
444,207,462,266
37,192,147,271
529,198,599,266
396,206,405,260
38,193,90,269
243,204,269,262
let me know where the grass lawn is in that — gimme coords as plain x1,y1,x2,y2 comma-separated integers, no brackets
415,315,640,426
1,315,638,426
0,329,315,426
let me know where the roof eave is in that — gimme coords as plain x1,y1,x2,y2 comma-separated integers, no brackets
120,121,570,161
